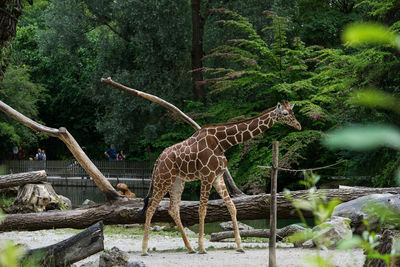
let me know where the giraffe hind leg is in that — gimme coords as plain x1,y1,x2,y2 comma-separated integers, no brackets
198,180,212,254
168,178,195,253
141,179,173,256
213,175,244,252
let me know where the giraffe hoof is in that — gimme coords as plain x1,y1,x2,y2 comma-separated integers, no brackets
236,248,245,253
188,250,196,254
198,250,207,254
141,252,150,256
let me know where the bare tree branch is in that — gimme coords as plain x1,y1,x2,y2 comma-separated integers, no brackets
100,77,245,197
0,100,120,201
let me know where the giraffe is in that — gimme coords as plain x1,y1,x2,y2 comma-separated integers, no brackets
139,100,301,255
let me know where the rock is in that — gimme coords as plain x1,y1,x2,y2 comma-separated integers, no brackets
332,194,400,234
123,261,147,267
58,195,72,210
312,216,352,248
150,225,166,232
219,221,254,231
8,183,64,213
82,199,96,206
75,259,99,267
184,227,195,236
99,247,129,267
364,228,400,267
302,239,314,248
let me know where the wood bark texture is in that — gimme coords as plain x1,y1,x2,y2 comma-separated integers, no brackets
0,101,120,201
0,0,23,82
210,224,305,242
0,170,46,189
100,77,245,197
269,141,279,267
1,187,400,232
22,221,104,266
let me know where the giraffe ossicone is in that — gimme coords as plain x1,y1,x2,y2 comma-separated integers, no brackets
139,100,301,256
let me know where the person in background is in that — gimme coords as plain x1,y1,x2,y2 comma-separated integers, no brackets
104,144,117,161
12,146,18,160
117,150,126,161
34,148,42,160
41,150,47,161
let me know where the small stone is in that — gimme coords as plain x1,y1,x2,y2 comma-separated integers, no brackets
82,199,96,206
150,225,166,232
99,247,129,267
184,227,195,235
124,261,147,267
219,221,254,231
302,239,314,248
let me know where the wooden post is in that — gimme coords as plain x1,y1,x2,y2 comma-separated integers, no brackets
269,141,279,267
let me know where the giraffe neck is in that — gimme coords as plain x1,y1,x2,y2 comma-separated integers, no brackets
204,108,277,151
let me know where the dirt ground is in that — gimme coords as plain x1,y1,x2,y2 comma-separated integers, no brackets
0,228,365,267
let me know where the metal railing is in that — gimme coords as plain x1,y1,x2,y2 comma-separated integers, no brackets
1,160,153,179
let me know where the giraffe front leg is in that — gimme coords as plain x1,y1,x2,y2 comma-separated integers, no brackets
198,181,212,254
213,175,244,253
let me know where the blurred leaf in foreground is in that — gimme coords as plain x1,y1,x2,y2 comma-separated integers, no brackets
323,124,400,151
350,89,400,114
342,22,400,50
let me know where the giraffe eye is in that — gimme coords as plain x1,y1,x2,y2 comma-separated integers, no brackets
282,111,289,116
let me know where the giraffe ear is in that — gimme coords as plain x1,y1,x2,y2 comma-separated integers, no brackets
290,103,295,109
277,102,282,109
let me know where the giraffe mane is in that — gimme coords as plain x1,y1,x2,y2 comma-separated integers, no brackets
200,106,277,129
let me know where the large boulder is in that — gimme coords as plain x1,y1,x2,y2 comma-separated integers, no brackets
312,216,352,248
332,194,400,234
8,183,71,213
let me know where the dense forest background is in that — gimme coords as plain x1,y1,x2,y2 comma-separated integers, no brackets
1,0,399,192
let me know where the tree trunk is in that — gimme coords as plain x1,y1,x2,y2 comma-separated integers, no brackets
223,169,245,197
22,221,104,266
1,187,400,232
0,0,23,82
210,224,305,242
0,170,47,189
191,0,206,102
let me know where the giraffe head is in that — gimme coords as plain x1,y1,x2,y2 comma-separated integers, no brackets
274,101,301,130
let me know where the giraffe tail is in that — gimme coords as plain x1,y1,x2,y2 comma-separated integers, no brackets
136,175,153,218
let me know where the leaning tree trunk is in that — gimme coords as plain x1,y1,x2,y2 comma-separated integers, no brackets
0,170,47,189
101,77,245,197
1,187,400,232
22,221,104,267
0,101,120,201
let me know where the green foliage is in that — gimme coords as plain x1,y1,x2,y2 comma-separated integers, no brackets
342,22,400,49
324,124,400,151
0,65,47,158
0,241,26,267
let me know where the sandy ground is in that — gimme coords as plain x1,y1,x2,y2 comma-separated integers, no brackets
0,228,365,267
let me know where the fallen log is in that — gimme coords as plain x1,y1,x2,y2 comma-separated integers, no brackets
22,221,104,266
1,187,400,232
210,224,305,242
0,170,46,189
